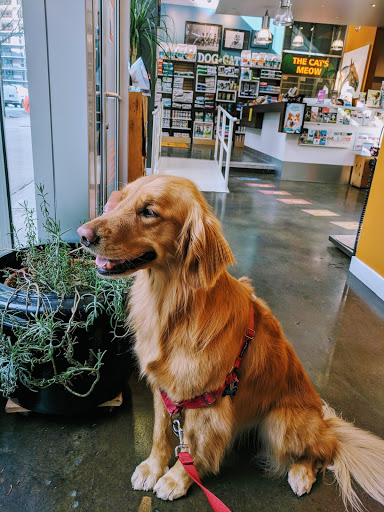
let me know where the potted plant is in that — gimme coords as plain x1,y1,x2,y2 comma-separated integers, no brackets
130,0,174,66
0,186,133,414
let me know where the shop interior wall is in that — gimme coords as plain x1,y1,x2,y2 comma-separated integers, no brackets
355,149,384,280
160,3,284,55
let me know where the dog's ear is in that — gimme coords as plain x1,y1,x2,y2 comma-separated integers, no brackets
177,205,235,289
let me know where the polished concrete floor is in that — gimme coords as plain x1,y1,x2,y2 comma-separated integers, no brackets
1,174,384,512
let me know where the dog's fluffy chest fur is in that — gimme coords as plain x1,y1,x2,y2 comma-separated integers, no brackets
129,270,245,401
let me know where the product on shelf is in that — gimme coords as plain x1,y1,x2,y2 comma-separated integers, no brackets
299,128,354,148
197,64,216,75
158,43,197,62
218,65,239,77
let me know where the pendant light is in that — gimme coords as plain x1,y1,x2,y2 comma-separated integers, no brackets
331,27,344,51
256,10,273,44
292,26,304,47
273,0,294,26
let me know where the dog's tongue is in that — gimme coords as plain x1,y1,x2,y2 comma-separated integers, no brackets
95,256,125,269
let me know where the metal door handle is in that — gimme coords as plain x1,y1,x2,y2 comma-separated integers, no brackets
105,92,122,101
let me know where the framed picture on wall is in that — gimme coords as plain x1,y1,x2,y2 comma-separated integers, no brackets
222,28,250,51
184,21,222,52
250,30,273,49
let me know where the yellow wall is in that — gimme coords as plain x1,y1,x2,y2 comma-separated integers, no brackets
344,26,377,90
356,149,384,277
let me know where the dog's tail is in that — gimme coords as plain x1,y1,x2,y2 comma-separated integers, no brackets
322,402,384,512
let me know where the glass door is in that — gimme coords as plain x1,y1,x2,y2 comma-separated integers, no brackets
87,0,119,219
0,0,34,251
0,89,12,253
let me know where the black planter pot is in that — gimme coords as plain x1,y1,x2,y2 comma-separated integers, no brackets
0,249,134,415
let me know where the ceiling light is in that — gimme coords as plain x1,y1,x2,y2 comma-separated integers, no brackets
371,3,376,6
273,0,294,26
292,27,304,47
256,10,273,44
331,28,344,51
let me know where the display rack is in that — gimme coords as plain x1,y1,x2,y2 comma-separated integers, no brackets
156,45,283,147
238,78,259,99
298,103,383,149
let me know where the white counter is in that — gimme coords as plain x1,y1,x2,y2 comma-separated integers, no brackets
243,103,382,183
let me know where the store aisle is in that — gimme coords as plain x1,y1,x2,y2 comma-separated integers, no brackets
1,175,383,512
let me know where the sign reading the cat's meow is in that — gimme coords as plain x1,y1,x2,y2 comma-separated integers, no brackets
281,53,338,78
292,56,329,76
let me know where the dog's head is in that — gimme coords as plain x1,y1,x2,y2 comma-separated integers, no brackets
78,175,235,289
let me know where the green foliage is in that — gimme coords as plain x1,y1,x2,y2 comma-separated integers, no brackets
0,185,132,399
130,0,174,70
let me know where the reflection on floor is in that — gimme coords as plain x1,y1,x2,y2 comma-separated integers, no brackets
1,173,384,512
161,144,275,172
158,156,228,192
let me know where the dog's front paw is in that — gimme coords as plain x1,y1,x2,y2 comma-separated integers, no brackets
153,466,191,501
131,459,169,491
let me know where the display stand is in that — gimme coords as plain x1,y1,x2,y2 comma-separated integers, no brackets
156,45,282,150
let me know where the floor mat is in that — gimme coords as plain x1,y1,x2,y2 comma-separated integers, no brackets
161,141,189,148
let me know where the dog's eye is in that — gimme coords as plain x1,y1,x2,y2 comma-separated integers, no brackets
138,207,159,218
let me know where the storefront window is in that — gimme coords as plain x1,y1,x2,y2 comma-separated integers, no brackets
0,0,35,244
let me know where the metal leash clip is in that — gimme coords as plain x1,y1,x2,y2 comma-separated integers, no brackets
172,418,190,457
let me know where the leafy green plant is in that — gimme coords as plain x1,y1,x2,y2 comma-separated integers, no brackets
130,0,174,68
0,185,132,399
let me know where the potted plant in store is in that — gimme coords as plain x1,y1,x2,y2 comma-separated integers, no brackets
130,0,174,66
0,186,133,414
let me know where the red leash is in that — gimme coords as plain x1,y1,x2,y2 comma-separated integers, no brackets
160,307,255,512
178,451,232,512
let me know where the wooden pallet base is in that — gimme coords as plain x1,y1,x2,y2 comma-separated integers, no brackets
5,392,123,414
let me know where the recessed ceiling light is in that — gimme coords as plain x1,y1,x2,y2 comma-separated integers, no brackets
335,16,340,18
371,3,376,6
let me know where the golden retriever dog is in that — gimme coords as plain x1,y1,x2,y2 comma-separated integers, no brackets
78,175,384,511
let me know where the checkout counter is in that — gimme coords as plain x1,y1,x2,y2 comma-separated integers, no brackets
240,100,383,183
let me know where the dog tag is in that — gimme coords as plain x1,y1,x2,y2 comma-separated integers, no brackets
222,384,238,397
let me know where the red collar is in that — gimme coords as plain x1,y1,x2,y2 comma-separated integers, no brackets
160,307,255,416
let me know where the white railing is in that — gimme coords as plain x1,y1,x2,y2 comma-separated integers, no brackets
214,105,237,191
151,102,163,174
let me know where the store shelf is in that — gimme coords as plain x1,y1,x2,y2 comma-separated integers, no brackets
218,74,238,78
308,103,384,112
170,126,191,130
197,73,217,77
303,122,375,130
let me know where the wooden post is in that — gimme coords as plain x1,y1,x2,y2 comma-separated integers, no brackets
128,92,148,182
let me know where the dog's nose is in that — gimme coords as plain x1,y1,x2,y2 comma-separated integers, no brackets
77,225,99,247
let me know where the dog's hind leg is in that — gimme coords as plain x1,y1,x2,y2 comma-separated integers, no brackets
131,391,174,491
153,402,234,501
260,407,336,497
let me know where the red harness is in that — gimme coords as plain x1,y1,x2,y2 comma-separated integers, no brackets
159,307,256,512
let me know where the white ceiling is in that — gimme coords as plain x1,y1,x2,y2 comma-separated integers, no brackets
215,0,384,27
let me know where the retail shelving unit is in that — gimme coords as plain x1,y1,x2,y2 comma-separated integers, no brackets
156,44,282,148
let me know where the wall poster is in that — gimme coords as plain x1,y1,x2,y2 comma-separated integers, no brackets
184,21,222,52
282,103,305,134
337,44,370,99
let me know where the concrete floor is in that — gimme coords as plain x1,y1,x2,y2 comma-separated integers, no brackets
1,174,384,512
